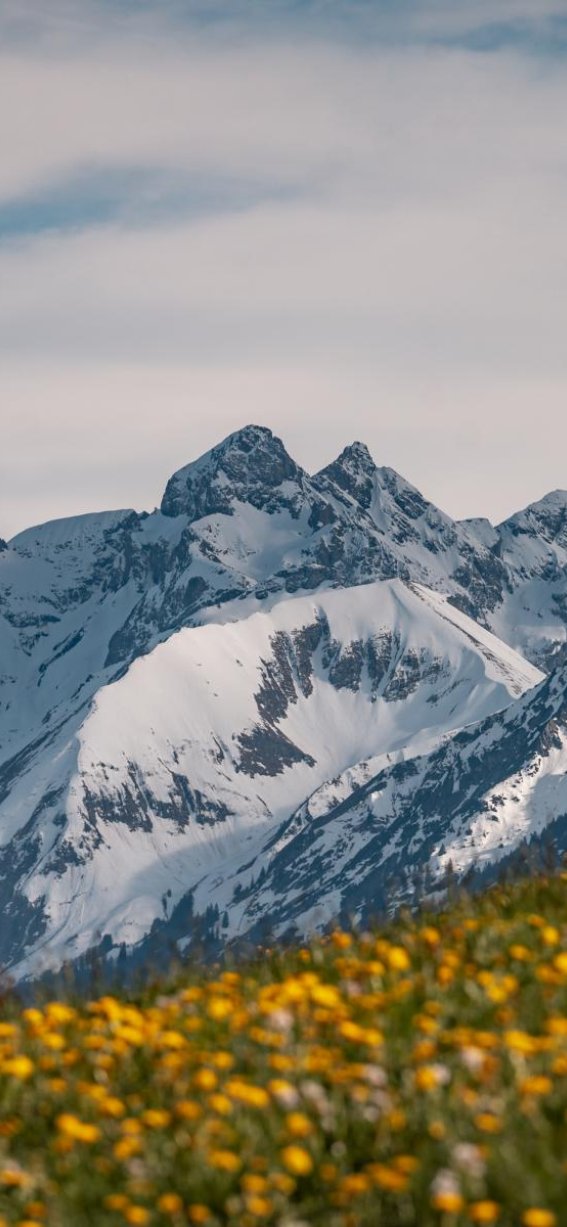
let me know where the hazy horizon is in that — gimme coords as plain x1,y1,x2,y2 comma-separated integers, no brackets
5,419,567,543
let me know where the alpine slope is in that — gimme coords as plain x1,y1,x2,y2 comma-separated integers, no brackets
0,424,566,979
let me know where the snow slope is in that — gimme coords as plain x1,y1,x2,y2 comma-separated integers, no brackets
0,579,540,978
214,662,567,950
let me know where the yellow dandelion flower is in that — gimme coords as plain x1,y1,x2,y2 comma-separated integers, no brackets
211,1051,235,1070
41,1032,66,1051
474,1113,503,1134
46,1078,66,1094
281,1145,314,1176
208,1093,232,1116
270,1172,297,1194
225,1079,270,1108
387,946,411,972
546,1016,567,1036
394,1155,419,1174
1,1056,34,1080
207,997,233,1021
522,1212,557,1227
124,1207,151,1225
104,1194,129,1211
469,1202,501,1223
421,926,441,946
332,932,352,949
142,1109,171,1129
1,1167,29,1189
504,1030,537,1055
21,1009,43,1028
193,1068,218,1092
56,1115,100,1144
311,984,341,1008
415,1064,449,1092
285,1112,313,1138
367,1164,408,1192
340,1173,371,1196
432,1192,465,1213
509,945,532,962
23,1204,46,1221
520,1076,553,1097
157,1193,183,1214
207,1149,241,1173
245,1195,274,1217
100,1096,126,1118
339,1021,368,1044
46,1002,76,1024
175,1099,201,1121
187,1208,210,1224
241,1175,269,1195
160,1030,187,1050
114,1137,142,1161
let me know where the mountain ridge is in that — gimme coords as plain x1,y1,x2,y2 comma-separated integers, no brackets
1,423,567,979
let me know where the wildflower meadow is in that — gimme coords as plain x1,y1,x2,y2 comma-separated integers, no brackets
1,872,567,1226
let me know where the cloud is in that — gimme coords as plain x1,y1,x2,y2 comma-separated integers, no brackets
2,1,566,47
1,3,566,537
0,165,300,241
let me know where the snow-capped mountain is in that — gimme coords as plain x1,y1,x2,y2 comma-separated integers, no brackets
1,580,541,977
217,659,567,951
0,424,566,978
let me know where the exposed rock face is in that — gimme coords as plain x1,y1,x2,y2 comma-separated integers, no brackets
1,423,566,979
161,426,306,520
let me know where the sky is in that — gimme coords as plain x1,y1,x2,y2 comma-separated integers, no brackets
1,0,567,539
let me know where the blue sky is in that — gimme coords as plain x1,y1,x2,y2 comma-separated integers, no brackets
1,0,567,537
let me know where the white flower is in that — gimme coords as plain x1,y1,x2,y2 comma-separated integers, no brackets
272,1085,300,1110
431,1169,462,1198
452,1142,486,1179
461,1046,484,1073
362,1064,387,1087
430,1062,451,1086
300,1079,330,1113
267,1008,294,1033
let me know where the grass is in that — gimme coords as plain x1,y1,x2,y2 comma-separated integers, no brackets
1,873,567,1226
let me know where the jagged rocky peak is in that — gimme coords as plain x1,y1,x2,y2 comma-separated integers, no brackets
314,442,459,558
314,440,377,509
0,537,6,553
161,425,306,520
333,440,376,475
501,489,567,548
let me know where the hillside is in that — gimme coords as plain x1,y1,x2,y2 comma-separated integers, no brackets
0,872,566,1226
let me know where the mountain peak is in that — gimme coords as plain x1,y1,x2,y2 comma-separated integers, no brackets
336,440,376,472
501,488,567,546
161,424,304,520
218,423,275,453
314,439,377,510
